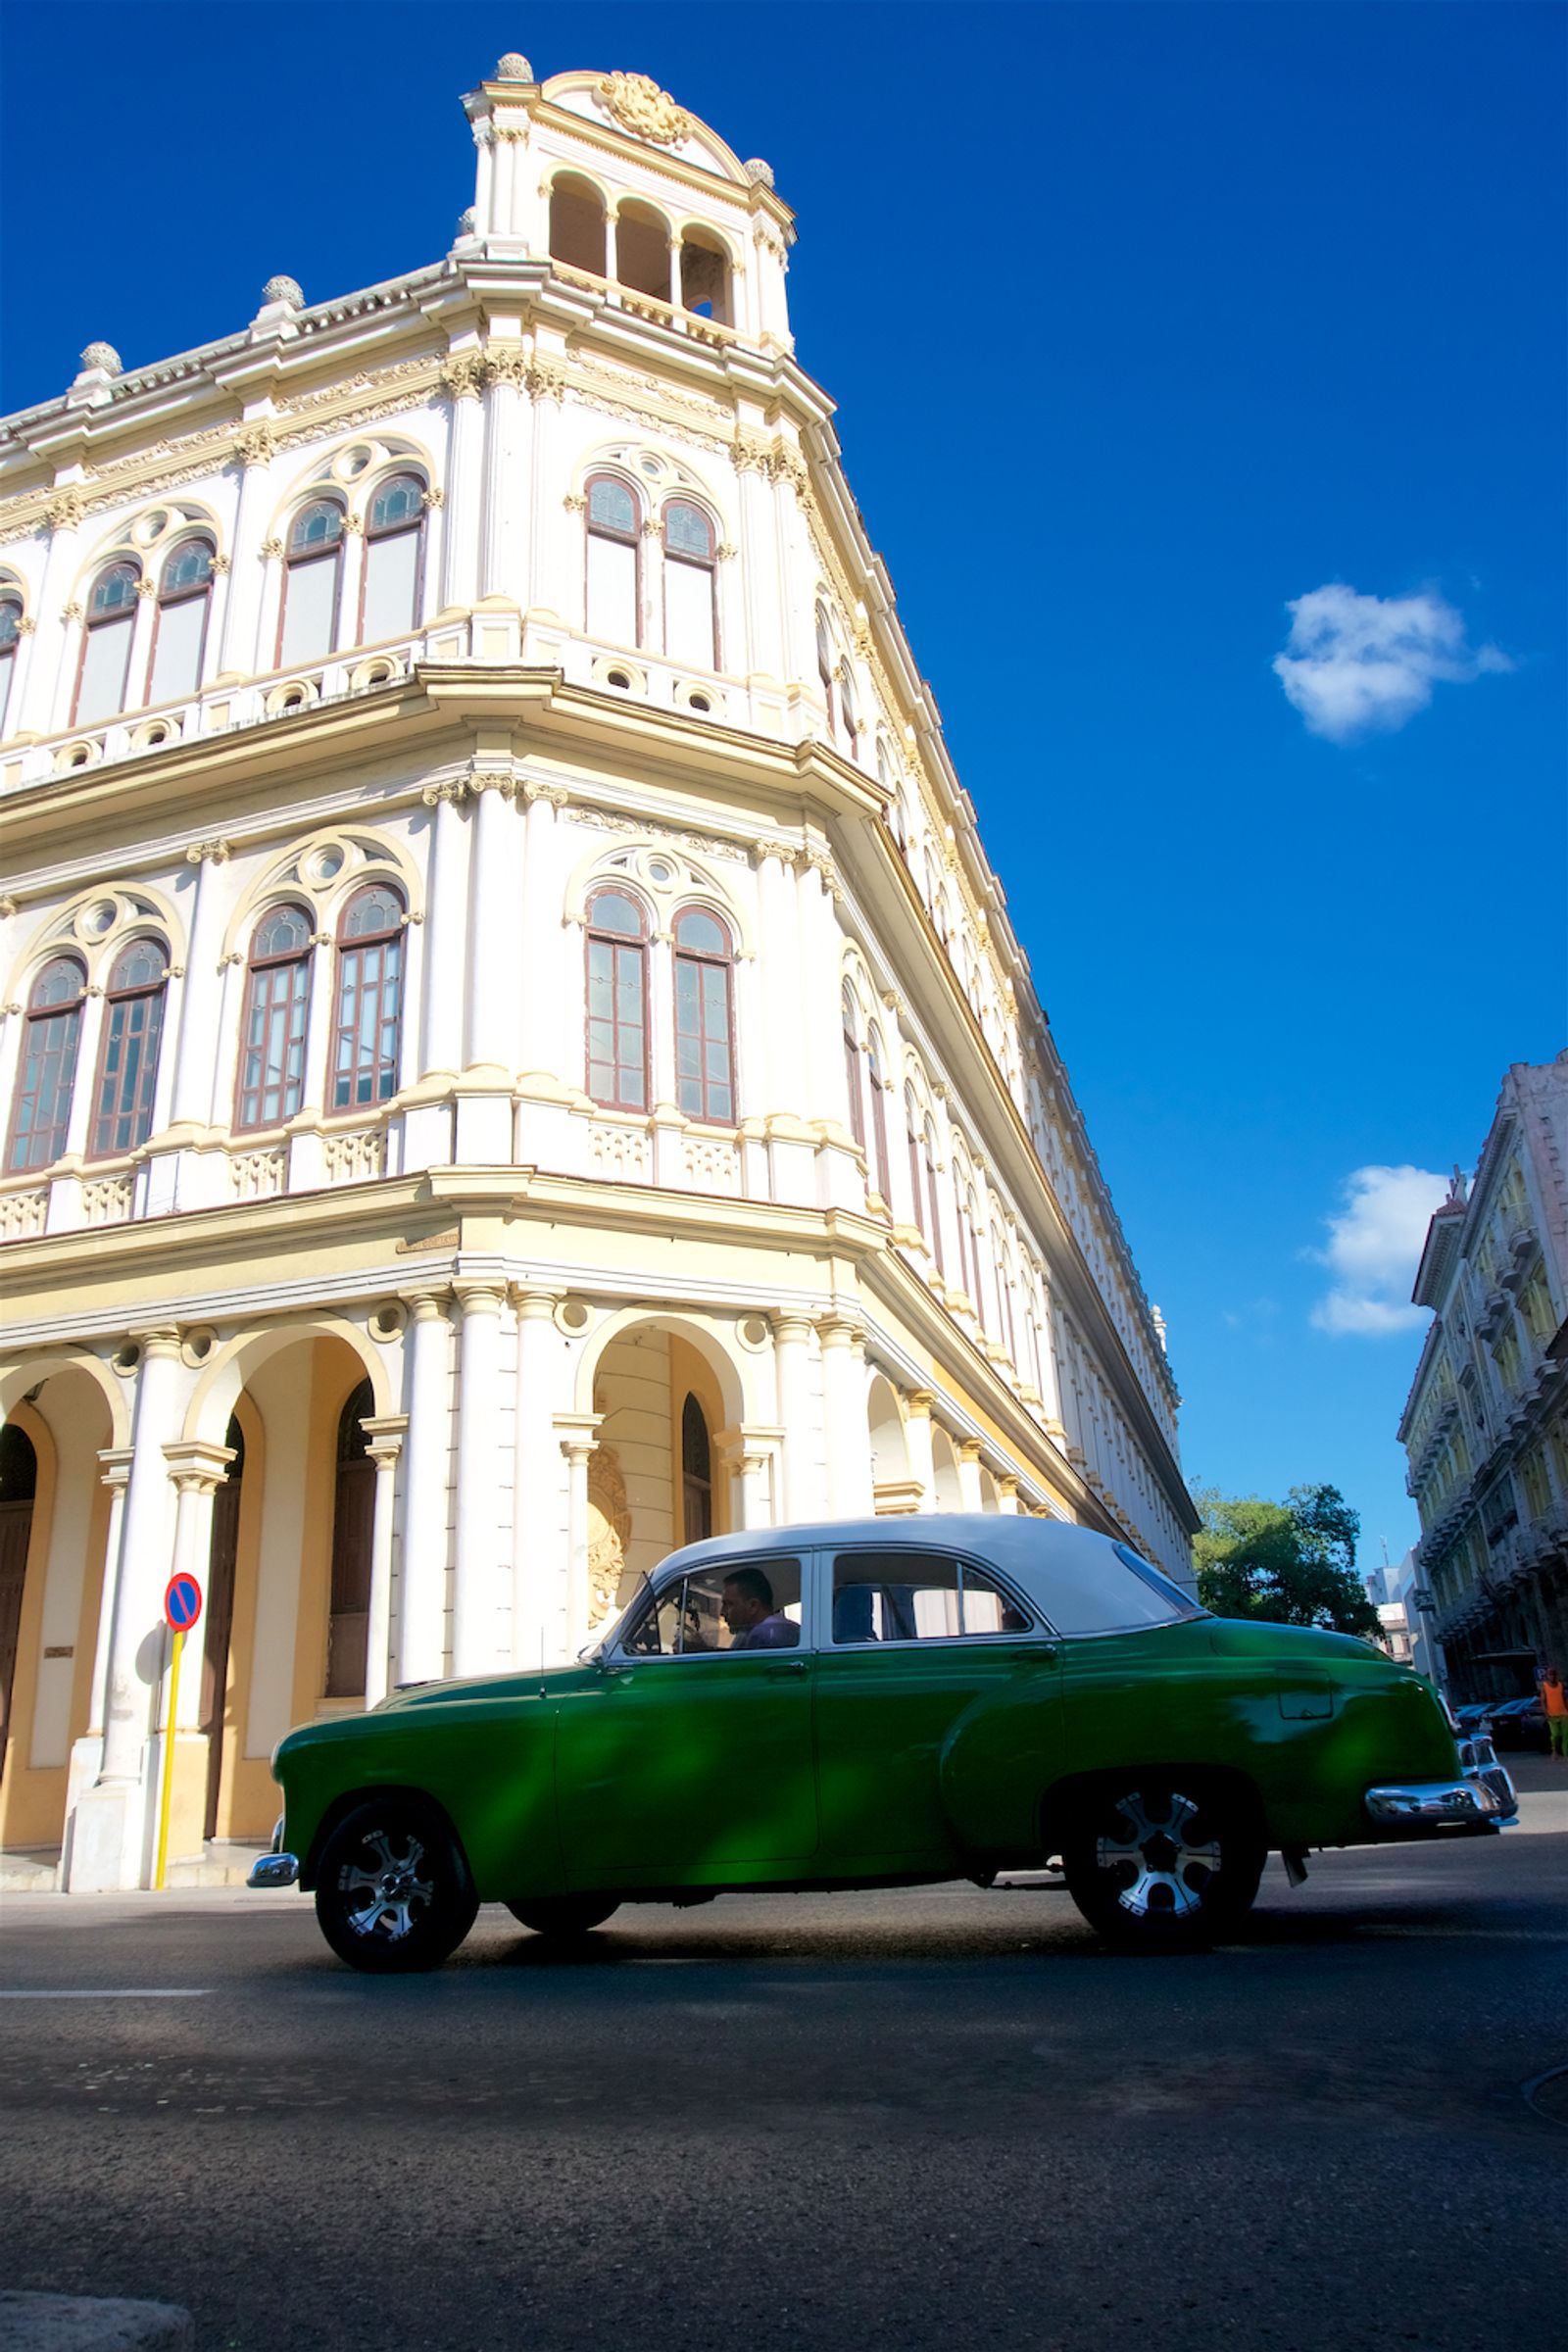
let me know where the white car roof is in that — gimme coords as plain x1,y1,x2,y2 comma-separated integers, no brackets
657,1513,1167,1605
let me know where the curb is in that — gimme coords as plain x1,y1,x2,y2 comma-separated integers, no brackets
0,2295,194,2350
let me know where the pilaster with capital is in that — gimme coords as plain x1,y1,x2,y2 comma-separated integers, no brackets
21,493,85,738
465,763,523,1075
169,843,232,1129
557,1414,605,1658
956,1440,985,1515
480,350,529,603
817,1316,872,1515
442,354,486,611
770,1312,821,1522
452,1278,509,1678
219,431,278,676
416,785,469,1087
903,1388,937,1511
97,1330,186,1785
85,1447,135,1740
161,1441,237,1731
512,1288,564,1665
396,1292,453,1684
360,1414,408,1706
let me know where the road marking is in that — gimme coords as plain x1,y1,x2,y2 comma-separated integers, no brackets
0,1988,213,1999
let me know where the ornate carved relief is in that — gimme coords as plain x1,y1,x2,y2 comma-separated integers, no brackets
597,71,692,146
586,1447,633,1627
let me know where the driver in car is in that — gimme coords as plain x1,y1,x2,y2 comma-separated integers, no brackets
720,1567,800,1650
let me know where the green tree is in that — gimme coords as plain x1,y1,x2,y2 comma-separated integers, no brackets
1192,1482,1377,1637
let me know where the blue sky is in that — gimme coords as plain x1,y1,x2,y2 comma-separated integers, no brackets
3,3,1562,1568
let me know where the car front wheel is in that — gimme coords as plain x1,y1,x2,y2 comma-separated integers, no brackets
315,1798,478,1974
506,1895,620,1938
1062,1779,1264,1950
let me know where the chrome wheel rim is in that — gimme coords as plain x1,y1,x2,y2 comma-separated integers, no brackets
338,1827,434,1941
1095,1788,1221,1920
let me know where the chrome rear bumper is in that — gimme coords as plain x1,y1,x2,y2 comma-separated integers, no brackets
1365,1749,1517,1830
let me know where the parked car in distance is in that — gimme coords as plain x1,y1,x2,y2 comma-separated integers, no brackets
1488,1695,1551,1752
252,1516,1517,1971
1451,1700,1495,1737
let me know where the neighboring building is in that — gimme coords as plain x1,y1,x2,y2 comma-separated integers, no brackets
0,59,1196,1890
1398,1054,1568,1699
1362,1548,1444,1684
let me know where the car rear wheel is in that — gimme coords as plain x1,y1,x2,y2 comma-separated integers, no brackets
315,1798,478,1974
506,1895,620,1938
1062,1779,1264,1950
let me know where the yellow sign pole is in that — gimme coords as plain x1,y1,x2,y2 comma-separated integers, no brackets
153,1625,183,1892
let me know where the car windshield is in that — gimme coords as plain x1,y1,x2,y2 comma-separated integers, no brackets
1030,1538,1207,1636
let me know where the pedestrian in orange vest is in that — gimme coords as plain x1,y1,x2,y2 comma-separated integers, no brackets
1540,1664,1568,1760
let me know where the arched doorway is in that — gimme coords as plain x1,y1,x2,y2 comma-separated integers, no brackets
0,1423,38,1788
201,1415,244,1840
326,1379,375,1698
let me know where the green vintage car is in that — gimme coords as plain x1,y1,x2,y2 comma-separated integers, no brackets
252,1515,1518,1969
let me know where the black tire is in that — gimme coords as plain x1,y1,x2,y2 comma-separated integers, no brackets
1061,1778,1265,1951
506,1895,620,1938
314,1797,478,1974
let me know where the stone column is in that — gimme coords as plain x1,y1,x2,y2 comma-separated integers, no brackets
98,1330,183,1784
168,842,231,1129
360,1416,408,1706
818,1316,871,1516
996,1476,1020,1516
85,1447,134,1739
904,1390,937,1510
956,1440,985,1514
465,772,522,1077
771,1312,816,1522
396,1293,452,1685
220,433,278,676
512,1288,563,1667
161,1442,237,1732
417,787,468,1082
441,360,485,612
452,1278,507,1678
66,1328,185,1891
516,787,565,1083
557,1416,603,1659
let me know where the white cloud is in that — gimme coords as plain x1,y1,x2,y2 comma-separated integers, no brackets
1273,583,1510,742
1307,1164,1449,1337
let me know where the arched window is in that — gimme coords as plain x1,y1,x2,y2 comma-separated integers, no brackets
74,561,140,725
662,499,717,669
236,903,313,1130
815,604,837,736
0,594,22,737
146,537,214,707
7,957,86,1171
89,937,167,1158
549,175,608,277
673,907,735,1124
331,884,405,1111
326,1378,375,1698
842,984,865,1150
359,473,424,645
838,658,860,755
905,1089,945,1273
679,229,733,324
955,1179,979,1310
993,1228,1019,1365
682,1393,713,1544
865,1027,891,1202
585,889,648,1110
277,500,344,668
585,474,640,647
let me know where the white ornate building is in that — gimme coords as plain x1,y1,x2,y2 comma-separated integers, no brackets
1399,1054,1568,1696
0,59,1196,1889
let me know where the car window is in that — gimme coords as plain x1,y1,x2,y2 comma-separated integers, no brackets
830,1550,1032,1644
620,1557,805,1656
1031,1539,1205,1636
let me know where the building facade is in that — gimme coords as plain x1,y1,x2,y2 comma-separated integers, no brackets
0,59,1196,1890
1399,1054,1568,1698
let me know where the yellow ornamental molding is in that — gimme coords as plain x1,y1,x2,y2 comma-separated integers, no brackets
523,357,566,402
46,488,87,531
732,429,773,474
597,71,692,147
440,354,485,402
237,423,276,468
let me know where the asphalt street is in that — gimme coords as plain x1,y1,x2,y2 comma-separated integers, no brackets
3,1764,1565,2352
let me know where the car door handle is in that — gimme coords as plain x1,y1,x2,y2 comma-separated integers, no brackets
766,1658,808,1676
1012,1643,1059,1665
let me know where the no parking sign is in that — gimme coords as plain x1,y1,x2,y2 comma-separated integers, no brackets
164,1572,203,1631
